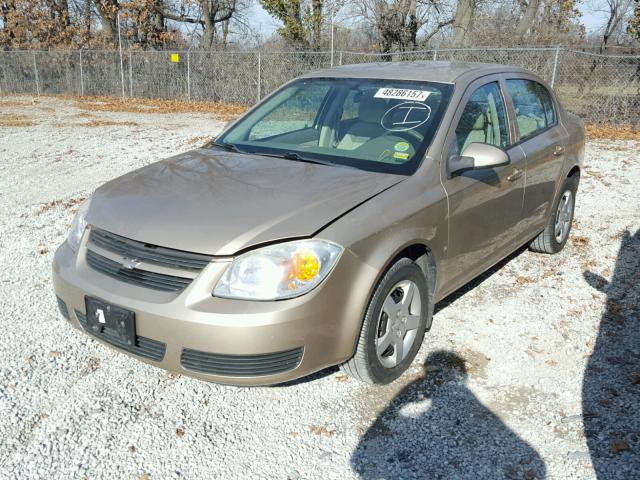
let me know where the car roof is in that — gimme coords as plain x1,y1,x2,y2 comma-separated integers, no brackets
300,61,532,85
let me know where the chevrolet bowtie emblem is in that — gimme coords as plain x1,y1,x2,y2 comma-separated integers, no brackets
121,257,141,270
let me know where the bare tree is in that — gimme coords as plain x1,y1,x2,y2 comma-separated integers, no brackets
159,0,243,48
588,0,636,50
351,0,451,53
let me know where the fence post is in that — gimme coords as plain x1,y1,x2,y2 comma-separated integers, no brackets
79,48,84,96
257,51,261,103
550,45,560,88
433,49,438,61
187,50,191,102
117,12,126,99
339,50,343,66
32,52,40,95
128,50,133,97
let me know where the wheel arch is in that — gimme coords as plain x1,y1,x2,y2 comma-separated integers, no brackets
568,165,581,180
366,241,438,333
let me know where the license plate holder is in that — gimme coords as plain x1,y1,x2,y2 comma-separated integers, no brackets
85,297,136,347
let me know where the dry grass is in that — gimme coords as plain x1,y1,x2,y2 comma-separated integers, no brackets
71,95,248,120
79,119,139,127
0,113,36,128
37,196,86,215
585,123,640,141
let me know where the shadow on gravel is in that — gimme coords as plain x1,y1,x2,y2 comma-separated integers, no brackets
351,351,546,479
583,228,640,479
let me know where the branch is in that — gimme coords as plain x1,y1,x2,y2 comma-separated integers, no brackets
156,6,205,25
423,18,454,41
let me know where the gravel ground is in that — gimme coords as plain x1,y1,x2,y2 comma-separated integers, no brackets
0,95,638,480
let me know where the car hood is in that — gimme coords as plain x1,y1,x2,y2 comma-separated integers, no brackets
87,148,404,256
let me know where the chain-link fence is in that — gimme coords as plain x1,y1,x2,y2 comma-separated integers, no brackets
1,47,638,124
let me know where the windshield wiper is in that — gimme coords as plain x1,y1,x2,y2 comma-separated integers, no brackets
254,151,338,167
210,141,243,153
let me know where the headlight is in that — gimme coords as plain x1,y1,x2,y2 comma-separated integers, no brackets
213,239,343,300
66,197,91,252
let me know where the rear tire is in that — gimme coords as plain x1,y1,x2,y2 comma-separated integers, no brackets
529,175,578,254
340,258,429,384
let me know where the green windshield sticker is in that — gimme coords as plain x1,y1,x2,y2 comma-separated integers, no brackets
393,152,410,160
394,141,410,152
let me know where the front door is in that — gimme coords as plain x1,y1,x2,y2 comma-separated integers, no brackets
438,78,526,297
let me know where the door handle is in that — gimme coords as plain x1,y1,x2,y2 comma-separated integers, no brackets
553,146,565,156
507,168,523,182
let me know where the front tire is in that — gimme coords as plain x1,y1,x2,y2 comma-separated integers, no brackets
529,175,578,254
340,258,429,384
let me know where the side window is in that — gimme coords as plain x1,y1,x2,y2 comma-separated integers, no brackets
506,79,556,140
454,82,509,154
536,83,556,126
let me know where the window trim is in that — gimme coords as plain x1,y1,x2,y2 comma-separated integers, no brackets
504,77,559,145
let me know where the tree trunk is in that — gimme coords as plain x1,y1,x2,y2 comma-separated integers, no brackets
451,0,475,47
84,0,92,38
311,0,322,50
515,0,540,40
95,0,118,45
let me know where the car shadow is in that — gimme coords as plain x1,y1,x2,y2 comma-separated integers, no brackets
351,350,546,479
582,228,640,478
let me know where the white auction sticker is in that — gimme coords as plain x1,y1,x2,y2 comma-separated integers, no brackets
374,88,431,101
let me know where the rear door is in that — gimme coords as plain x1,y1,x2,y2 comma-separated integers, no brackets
504,78,568,235
438,76,526,296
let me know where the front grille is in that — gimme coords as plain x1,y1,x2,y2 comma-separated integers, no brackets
180,347,304,377
89,227,213,271
75,310,166,361
86,250,192,292
56,296,70,320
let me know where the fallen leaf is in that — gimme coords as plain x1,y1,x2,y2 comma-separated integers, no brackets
516,275,534,285
176,428,185,437
48,351,61,358
611,439,630,454
128,445,136,453
335,375,349,382
571,236,590,247
309,425,336,437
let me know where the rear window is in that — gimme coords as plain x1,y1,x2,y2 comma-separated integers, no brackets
506,79,556,140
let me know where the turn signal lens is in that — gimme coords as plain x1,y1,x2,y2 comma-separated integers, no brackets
291,250,320,282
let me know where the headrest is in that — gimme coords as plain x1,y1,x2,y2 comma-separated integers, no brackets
357,96,388,123
458,102,486,131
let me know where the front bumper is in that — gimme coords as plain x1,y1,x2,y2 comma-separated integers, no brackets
52,238,379,386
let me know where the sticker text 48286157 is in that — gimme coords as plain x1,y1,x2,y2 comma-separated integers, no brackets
374,88,432,102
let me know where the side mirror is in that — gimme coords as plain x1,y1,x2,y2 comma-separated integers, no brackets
448,143,510,177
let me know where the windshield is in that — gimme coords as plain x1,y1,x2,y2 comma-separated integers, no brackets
217,77,453,175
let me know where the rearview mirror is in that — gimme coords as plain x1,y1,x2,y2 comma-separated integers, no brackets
448,143,510,177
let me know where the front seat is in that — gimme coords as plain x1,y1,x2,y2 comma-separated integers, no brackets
336,96,388,150
456,102,489,152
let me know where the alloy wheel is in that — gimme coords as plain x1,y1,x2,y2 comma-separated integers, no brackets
375,280,422,368
554,190,573,243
